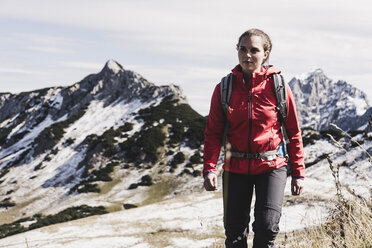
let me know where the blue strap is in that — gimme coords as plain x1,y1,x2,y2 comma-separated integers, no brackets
277,142,286,157
204,171,217,179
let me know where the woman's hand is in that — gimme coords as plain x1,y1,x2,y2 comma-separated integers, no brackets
291,177,304,195
204,173,218,191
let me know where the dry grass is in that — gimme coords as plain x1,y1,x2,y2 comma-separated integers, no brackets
278,123,372,248
281,197,372,248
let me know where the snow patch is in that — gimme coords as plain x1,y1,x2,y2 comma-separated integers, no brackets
349,96,368,115
169,238,217,248
0,114,67,161
43,147,88,188
8,120,26,137
49,90,63,109
63,98,146,145
0,113,19,128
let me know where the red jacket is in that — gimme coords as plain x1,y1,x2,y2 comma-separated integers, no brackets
203,65,305,178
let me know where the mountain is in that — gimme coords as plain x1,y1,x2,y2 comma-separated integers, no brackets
0,59,206,228
289,68,371,131
0,62,371,246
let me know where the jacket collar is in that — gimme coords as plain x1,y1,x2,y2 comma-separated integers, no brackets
231,65,281,88
231,64,280,78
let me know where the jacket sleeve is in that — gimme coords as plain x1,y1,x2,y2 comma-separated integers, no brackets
203,83,225,177
284,84,305,178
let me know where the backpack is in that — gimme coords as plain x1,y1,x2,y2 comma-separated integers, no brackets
220,72,289,160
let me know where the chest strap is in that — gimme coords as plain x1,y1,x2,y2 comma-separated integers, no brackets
230,143,285,161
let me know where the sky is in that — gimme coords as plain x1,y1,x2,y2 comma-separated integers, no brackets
0,0,371,115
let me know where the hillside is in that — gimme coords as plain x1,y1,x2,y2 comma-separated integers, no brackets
1,131,371,247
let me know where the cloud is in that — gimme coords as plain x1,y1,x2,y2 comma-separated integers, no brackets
24,46,73,54
2,0,371,64
10,33,73,46
0,67,41,75
59,61,103,71
7,33,76,54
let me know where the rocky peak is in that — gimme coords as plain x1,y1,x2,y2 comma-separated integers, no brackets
294,68,328,82
57,60,182,118
289,69,370,131
100,59,125,75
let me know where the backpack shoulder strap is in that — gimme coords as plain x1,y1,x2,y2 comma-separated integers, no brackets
220,73,233,116
272,73,287,122
220,73,233,152
272,73,290,144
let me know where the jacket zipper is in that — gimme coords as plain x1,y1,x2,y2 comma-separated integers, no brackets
268,138,272,150
247,78,253,175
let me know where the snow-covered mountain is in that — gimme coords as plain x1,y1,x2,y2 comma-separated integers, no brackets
0,59,205,227
0,62,371,247
289,68,371,131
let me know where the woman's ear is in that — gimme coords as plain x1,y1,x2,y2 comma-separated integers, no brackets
262,50,270,64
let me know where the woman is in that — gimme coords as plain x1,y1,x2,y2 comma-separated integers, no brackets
203,28,305,248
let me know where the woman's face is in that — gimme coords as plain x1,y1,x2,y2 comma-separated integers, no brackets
237,35,269,75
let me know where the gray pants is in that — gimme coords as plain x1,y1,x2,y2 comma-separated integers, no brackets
223,166,287,248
